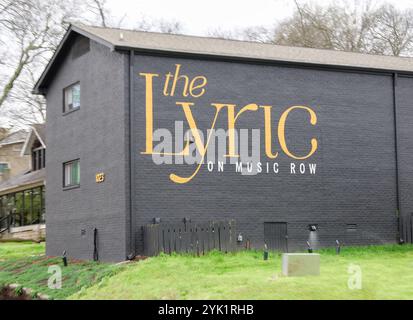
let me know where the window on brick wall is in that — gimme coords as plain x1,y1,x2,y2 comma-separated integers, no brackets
63,82,80,113
63,159,80,188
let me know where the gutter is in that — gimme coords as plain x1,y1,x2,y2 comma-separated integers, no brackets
113,45,413,78
393,73,403,243
127,49,136,259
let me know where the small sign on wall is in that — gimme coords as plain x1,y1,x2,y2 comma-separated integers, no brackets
95,173,105,183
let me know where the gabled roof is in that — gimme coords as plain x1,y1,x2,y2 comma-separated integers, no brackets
34,23,413,94
20,124,46,156
0,130,28,147
31,124,45,145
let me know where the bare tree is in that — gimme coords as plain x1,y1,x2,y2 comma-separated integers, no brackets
0,0,117,127
0,0,84,120
0,0,186,127
240,1,413,57
371,4,413,56
134,16,183,34
5,68,46,125
207,28,241,40
271,0,380,53
87,0,114,28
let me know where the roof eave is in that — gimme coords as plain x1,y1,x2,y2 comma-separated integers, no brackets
114,44,412,76
0,179,45,195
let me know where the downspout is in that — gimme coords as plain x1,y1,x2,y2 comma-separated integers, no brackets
392,72,403,243
128,49,136,259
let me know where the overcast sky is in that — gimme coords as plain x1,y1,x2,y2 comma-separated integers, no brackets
106,0,413,35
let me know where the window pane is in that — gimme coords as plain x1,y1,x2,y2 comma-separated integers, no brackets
65,87,73,110
64,83,80,112
23,190,32,226
64,160,79,187
15,192,24,227
41,187,45,223
32,188,41,224
42,150,46,169
0,196,4,219
0,163,8,172
64,163,72,186
76,161,80,184
71,160,80,185
38,151,42,170
72,84,80,109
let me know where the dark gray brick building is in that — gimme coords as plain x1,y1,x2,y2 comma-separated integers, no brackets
34,24,413,262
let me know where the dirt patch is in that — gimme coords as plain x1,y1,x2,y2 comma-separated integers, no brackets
133,255,148,262
0,287,34,300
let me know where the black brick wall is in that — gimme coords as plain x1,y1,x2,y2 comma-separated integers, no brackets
45,36,130,261
132,55,399,254
45,43,410,262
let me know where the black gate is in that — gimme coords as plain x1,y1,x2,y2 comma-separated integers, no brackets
264,222,288,252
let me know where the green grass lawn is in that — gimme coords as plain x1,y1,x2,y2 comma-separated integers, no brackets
0,241,45,260
1,242,413,300
71,245,413,300
0,242,122,299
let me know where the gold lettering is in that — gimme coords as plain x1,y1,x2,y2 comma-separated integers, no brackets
139,72,159,155
140,72,190,156
278,106,318,160
170,64,189,97
260,105,278,159
163,72,173,96
223,103,259,157
170,102,226,184
189,76,207,98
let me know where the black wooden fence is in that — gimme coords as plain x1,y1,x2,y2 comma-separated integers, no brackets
143,220,237,256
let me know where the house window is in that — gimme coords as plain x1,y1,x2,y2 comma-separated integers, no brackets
0,163,9,173
64,82,80,112
32,148,45,171
0,186,45,227
63,160,80,188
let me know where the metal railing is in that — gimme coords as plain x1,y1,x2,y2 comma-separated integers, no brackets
0,214,11,234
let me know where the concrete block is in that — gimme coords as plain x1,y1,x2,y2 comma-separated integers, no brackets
282,253,320,277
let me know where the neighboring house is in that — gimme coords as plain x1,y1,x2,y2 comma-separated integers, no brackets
0,125,46,241
0,130,30,183
33,24,413,262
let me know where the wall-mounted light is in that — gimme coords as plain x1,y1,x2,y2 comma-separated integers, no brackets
237,233,243,243
308,224,318,232
153,217,161,224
